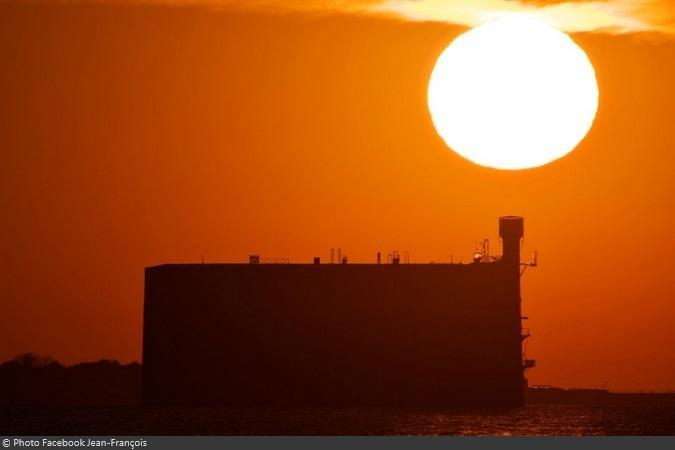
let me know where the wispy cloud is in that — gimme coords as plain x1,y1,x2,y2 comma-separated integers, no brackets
131,0,675,34
372,0,675,34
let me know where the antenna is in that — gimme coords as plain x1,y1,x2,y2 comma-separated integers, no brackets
472,239,490,263
520,250,539,276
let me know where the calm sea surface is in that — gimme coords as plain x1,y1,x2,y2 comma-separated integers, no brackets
2,405,675,435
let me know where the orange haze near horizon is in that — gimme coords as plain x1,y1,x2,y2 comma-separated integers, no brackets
1,2,675,391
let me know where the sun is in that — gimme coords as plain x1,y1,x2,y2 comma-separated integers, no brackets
428,16,599,170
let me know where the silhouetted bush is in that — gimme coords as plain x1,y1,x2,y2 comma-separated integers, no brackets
0,354,140,406
4,352,59,369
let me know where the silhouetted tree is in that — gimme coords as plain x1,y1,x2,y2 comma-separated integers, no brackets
0,354,140,406
5,352,58,369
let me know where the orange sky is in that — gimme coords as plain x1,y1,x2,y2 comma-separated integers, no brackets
1,1,675,391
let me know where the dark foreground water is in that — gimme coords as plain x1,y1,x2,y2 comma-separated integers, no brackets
2,405,675,435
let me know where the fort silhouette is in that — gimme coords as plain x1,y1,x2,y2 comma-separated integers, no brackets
142,216,529,407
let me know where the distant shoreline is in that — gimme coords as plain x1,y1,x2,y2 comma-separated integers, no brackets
527,386,675,406
2,354,675,407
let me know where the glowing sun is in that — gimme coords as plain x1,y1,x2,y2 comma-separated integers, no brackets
428,17,599,170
